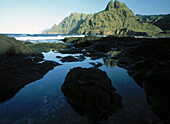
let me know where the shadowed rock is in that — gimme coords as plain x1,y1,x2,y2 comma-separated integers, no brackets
60,56,79,62
61,67,123,122
0,54,60,102
117,38,170,124
60,55,85,62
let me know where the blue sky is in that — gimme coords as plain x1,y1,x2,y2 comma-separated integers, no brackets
0,0,169,34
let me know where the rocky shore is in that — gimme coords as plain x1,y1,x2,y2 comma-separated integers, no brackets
61,36,170,123
0,35,63,102
0,54,60,102
0,34,169,123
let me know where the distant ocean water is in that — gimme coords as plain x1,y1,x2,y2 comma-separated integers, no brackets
0,34,85,43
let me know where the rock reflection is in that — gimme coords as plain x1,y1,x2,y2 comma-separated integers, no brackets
61,67,123,123
117,38,170,124
103,59,116,68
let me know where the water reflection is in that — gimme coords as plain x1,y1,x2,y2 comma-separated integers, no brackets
103,59,116,68
0,54,58,102
128,66,170,124
61,67,123,123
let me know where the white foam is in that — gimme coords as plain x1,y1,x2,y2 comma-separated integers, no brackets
15,35,85,41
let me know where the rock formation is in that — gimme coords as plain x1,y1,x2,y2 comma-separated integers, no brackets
61,67,123,122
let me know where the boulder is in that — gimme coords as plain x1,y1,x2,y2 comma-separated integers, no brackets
60,56,79,62
61,67,123,122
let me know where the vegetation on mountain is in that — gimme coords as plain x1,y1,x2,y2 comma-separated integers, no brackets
154,14,170,31
137,14,170,31
136,14,164,24
43,13,93,34
77,0,162,36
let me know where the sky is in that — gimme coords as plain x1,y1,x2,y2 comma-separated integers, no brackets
0,0,169,34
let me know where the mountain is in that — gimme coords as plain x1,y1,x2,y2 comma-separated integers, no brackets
39,28,50,34
136,14,164,24
153,14,170,31
43,13,93,34
77,0,162,36
137,14,170,31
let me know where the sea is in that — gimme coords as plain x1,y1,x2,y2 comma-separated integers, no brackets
0,34,163,123
2,33,86,43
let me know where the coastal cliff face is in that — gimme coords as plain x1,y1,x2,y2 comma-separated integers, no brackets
77,0,162,35
43,13,92,34
45,0,163,36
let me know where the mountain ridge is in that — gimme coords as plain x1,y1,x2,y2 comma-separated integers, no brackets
44,0,163,36
43,13,93,34
77,0,162,35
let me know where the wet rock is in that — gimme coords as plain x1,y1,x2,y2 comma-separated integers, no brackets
89,62,103,68
56,56,62,59
60,56,79,62
61,67,123,122
83,51,107,60
0,54,60,102
33,54,44,62
59,47,82,54
60,55,85,62
116,38,170,124
77,55,85,61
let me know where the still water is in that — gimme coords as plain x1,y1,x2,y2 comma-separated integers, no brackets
0,51,162,124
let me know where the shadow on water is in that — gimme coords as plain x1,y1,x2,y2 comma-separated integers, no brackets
116,38,170,124
0,54,59,103
128,66,170,124
61,67,123,123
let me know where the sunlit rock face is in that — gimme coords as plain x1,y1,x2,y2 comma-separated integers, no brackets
77,0,162,35
61,67,123,122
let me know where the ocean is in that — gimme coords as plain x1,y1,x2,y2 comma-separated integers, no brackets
1,33,85,43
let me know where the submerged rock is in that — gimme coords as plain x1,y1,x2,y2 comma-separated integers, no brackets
61,67,123,122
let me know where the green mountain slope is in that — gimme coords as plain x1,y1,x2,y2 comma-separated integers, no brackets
43,13,93,34
137,14,170,31
77,0,162,36
154,14,170,31
136,14,164,24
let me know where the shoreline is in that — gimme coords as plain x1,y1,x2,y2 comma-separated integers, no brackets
0,35,169,123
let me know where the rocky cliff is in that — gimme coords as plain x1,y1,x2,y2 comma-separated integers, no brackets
77,0,162,35
43,13,92,34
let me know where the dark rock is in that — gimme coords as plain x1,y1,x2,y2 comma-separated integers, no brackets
56,56,62,58
116,38,170,124
89,62,103,68
0,54,59,102
61,67,123,122
60,55,85,62
32,54,44,62
77,55,86,61
84,51,107,60
60,56,79,62
59,47,82,54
